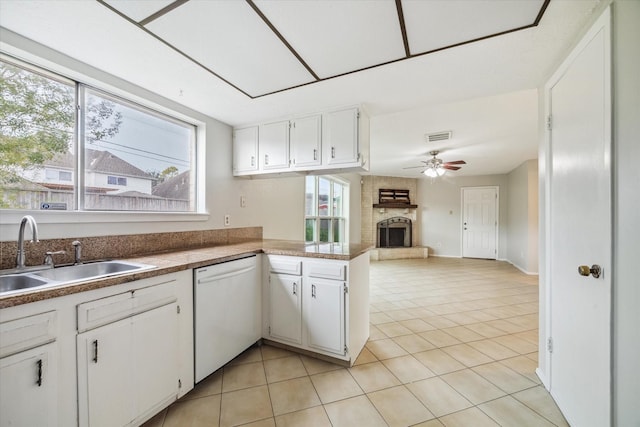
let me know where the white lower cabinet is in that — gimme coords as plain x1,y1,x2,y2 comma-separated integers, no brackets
304,277,345,355
269,273,302,345
0,342,57,426
0,309,58,426
264,254,369,363
77,279,181,427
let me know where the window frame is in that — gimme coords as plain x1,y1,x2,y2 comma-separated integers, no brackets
304,175,349,244
0,54,203,219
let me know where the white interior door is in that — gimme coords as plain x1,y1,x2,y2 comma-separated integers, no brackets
547,8,611,427
462,187,498,259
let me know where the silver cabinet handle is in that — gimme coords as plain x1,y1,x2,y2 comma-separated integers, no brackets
331,147,335,158
250,156,255,167
92,340,99,363
311,284,316,298
313,149,317,161
292,282,297,295
264,154,269,165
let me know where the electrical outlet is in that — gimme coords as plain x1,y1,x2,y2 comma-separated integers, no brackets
224,214,230,226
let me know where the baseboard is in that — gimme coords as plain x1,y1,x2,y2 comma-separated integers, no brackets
504,258,539,275
536,367,550,390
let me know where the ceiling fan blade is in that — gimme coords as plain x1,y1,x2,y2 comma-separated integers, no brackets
443,165,461,171
444,160,466,165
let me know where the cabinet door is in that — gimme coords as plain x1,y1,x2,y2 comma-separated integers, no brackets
323,108,359,166
305,278,345,355
78,318,133,427
290,115,321,168
0,343,57,427
133,302,179,422
233,126,258,174
269,273,302,344
259,121,290,170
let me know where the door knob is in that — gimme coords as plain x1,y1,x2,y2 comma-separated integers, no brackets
578,264,601,278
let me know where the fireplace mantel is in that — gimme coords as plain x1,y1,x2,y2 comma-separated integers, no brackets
373,203,418,208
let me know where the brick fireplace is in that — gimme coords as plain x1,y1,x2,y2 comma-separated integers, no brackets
361,176,429,260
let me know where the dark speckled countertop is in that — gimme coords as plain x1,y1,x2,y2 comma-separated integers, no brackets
0,239,372,309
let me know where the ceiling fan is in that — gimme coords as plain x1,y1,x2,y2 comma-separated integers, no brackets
404,150,466,177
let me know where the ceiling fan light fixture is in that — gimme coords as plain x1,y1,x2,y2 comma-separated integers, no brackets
423,166,445,178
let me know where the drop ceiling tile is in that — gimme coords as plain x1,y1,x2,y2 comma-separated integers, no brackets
104,0,175,23
146,0,315,97
402,0,545,54
254,0,406,79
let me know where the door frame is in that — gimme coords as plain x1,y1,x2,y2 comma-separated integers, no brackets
540,4,612,421
460,186,499,259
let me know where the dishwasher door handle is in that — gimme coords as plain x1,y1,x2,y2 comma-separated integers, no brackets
197,266,255,284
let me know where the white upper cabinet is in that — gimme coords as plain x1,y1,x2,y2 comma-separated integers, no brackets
233,126,259,174
323,107,360,166
259,121,291,171
290,115,322,169
233,105,369,176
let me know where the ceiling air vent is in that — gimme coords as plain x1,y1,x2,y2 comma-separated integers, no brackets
425,131,452,143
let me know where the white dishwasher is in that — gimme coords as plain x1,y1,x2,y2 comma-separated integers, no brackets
194,255,261,383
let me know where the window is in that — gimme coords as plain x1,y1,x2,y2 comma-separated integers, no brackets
45,169,73,182
305,176,348,244
107,176,127,186
0,56,198,213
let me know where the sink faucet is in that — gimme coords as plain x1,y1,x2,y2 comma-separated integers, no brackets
16,215,38,269
72,240,82,265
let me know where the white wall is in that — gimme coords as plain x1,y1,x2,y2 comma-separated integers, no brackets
417,174,509,258
0,29,362,244
506,160,538,274
612,1,640,424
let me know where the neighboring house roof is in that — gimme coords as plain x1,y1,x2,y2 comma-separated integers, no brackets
45,149,152,179
152,170,189,200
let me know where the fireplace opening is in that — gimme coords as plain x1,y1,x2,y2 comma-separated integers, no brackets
377,217,412,248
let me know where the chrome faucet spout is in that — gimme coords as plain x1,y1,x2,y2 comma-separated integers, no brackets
16,215,39,269
72,240,82,265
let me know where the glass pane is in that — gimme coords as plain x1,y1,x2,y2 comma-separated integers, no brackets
318,177,330,216
83,89,195,211
305,176,316,216
319,218,330,243
0,60,75,210
332,219,344,243
305,218,316,242
333,182,343,217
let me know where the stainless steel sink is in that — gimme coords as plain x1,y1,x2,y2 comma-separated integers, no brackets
1,261,155,295
34,261,154,283
34,261,153,282
0,274,50,293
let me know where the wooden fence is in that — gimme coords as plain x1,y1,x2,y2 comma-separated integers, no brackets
1,188,191,212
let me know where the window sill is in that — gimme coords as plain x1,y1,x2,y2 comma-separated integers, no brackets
0,210,210,225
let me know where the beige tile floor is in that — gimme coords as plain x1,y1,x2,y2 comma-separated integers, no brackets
144,257,568,427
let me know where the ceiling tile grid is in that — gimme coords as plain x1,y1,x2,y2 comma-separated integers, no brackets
99,0,549,98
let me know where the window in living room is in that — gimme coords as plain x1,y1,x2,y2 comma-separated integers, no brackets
305,175,348,244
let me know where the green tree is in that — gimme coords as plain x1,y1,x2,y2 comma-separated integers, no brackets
0,60,122,185
147,166,180,188
160,166,179,181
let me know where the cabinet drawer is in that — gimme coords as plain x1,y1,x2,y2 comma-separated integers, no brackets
78,278,177,332
269,256,302,275
307,261,347,281
0,311,57,358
